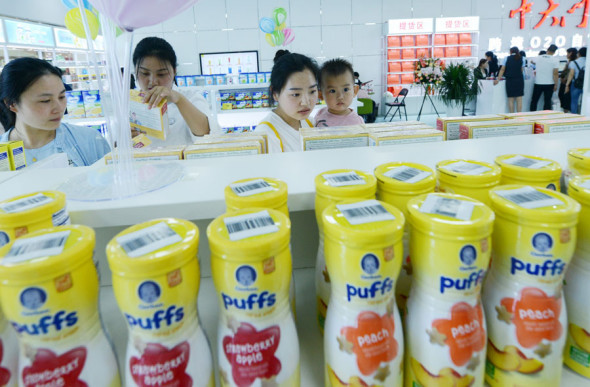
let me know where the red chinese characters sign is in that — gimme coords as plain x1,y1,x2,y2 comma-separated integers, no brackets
510,0,590,29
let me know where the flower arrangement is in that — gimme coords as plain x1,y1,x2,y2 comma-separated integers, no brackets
414,58,445,85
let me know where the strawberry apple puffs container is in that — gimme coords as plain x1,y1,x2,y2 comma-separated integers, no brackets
0,225,120,387
483,186,580,386
107,218,213,387
208,208,299,387
564,176,590,377
405,193,494,387
323,199,405,386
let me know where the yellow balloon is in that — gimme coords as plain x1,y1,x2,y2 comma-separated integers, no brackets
265,33,276,47
65,8,99,40
277,22,286,31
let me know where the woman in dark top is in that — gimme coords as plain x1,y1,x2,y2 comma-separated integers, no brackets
474,59,488,80
559,48,577,112
485,51,500,77
495,47,524,112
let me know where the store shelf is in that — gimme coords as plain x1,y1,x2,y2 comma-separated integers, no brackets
388,71,416,75
388,45,432,49
388,58,424,62
433,44,478,47
218,107,272,114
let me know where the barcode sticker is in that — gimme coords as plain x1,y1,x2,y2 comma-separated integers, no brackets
444,161,491,175
495,186,562,209
337,200,395,225
116,222,182,258
230,179,274,197
419,194,475,220
224,210,279,241
0,194,53,213
3,231,70,264
52,208,70,226
383,166,432,183
503,155,551,169
322,171,366,187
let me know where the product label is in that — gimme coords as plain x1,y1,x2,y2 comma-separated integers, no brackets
230,179,273,197
419,194,474,221
223,322,281,386
0,193,53,213
341,311,398,376
304,136,368,151
471,124,532,139
322,171,366,187
52,208,70,227
3,231,70,264
431,302,485,366
224,210,278,241
503,155,551,169
494,186,562,209
444,161,491,175
337,200,395,225
499,287,562,348
0,341,11,385
383,166,432,183
22,347,87,387
116,222,181,258
130,342,192,387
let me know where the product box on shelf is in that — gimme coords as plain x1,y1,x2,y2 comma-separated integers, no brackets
239,74,248,84
402,35,415,46
533,117,590,134
245,100,253,109
403,49,416,59
417,48,430,58
204,75,215,85
363,121,425,131
500,110,563,118
257,73,266,83
416,34,429,46
388,36,401,46
261,99,270,108
458,119,534,139
131,134,152,148
300,126,368,151
445,33,459,44
129,89,169,140
252,91,263,100
65,90,86,118
459,46,472,57
401,74,415,84
82,90,103,118
459,33,472,44
436,114,504,140
253,100,263,108
0,141,26,171
236,101,246,109
184,140,262,159
104,145,185,164
200,133,268,153
389,62,402,72
433,47,445,58
388,49,402,60
369,128,445,145
434,34,445,45
220,92,231,101
235,92,246,101
402,62,415,72
445,47,458,57
176,76,186,87
0,144,10,172
186,75,196,86
215,75,226,85
388,74,400,85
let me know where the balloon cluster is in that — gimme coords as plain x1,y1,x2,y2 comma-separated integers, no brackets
62,0,100,40
259,8,294,47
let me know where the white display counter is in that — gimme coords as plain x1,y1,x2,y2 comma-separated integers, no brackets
2,132,590,385
476,78,548,115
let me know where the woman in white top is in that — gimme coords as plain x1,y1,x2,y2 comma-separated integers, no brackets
255,51,319,153
132,37,219,146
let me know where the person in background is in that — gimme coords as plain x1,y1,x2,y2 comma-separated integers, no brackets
495,47,525,113
520,50,528,68
121,67,136,89
0,57,110,166
353,71,362,87
474,59,488,80
132,37,219,145
559,47,578,112
485,51,500,77
539,50,547,55
530,44,559,111
566,47,586,114
315,59,364,127
254,51,319,153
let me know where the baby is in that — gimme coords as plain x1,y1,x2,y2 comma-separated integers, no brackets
315,59,365,127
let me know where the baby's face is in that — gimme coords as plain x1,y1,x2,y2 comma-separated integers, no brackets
239,270,253,284
322,72,355,115
464,248,475,260
536,235,551,250
365,258,377,272
141,284,157,301
24,291,42,308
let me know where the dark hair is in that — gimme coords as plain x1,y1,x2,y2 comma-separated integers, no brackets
133,37,178,84
539,50,547,55
567,47,578,60
269,52,319,101
273,49,291,64
0,58,62,129
353,71,359,77
510,46,521,61
579,47,587,57
485,51,498,64
319,58,354,88
520,50,526,57
478,59,487,67
547,44,558,53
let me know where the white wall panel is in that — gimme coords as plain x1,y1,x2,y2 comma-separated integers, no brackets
352,24,383,56
162,7,196,32
258,0,291,20
163,32,198,67
290,0,322,27
290,26,323,58
194,0,227,30
322,25,353,58
321,0,352,26
382,1,413,21
413,0,442,18
473,0,506,19
196,30,229,54
351,0,382,24
228,29,260,52
226,0,259,30
441,0,473,17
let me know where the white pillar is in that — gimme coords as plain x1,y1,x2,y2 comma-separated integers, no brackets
582,24,590,115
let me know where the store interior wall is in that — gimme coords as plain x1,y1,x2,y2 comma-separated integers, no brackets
4,0,588,102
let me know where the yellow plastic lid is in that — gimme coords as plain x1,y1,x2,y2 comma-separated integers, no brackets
0,191,66,227
323,199,404,247
495,154,562,182
568,176,590,207
106,218,198,278
374,162,436,195
315,169,376,200
567,148,590,173
407,193,494,239
224,177,287,211
437,159,502,188
489,185,580,226
0,225,94,285
207,208,290,260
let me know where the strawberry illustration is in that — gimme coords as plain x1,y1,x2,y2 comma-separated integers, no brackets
129,342,192,387
22,347,87,387
0,341,11,385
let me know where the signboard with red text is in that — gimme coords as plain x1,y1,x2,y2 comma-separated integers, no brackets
436,17,480,33
388,18,433,35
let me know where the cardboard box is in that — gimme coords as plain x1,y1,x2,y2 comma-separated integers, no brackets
184,141,261,159
132,134,152,149
369,129,445,146
176,76,186,86
445,34,458,44
445,47,458,58
401,35,415,46
201,133,268,154
0,141,26,171
402,49,416,59
248,74,258,84
459,46,472,57
256,73,266,83
402,61,415,72
533,117,590,134
0,144,11,172
416,48,430,58
105,146,185,164
433,47,445,58
500,110,563,118
364,122,433,133
416,35,429,46
82,90,103,118
387,74,400,85
387,36,400,47
401,74,415,84
300,126,368,151
458,120,534,139
436,115,504,140
387,50,401,60
388,62,401,72
129,89,169,140
434,34,446,45
65,91,86,118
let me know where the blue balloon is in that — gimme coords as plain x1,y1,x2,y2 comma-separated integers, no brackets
259,17,276,34
61,0,93,10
